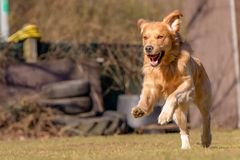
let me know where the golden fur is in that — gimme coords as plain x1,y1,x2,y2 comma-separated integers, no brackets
131,10,212,149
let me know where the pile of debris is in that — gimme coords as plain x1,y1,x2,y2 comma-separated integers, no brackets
0,54,129,140
0,98,128,140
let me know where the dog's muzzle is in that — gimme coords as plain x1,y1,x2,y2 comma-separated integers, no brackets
147,50,165,67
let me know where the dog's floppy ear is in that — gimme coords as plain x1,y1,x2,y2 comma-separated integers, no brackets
138,19,148,34
163,10,183,33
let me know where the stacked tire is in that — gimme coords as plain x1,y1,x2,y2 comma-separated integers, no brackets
38,79,129,136
39,79,92,114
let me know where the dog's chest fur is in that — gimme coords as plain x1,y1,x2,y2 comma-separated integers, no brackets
143,61,184,99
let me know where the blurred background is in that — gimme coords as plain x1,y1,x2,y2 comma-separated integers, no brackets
0,0,239,140
8,0,181,43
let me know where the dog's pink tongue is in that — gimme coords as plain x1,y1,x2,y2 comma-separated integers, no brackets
150,55,159,65
150,59,158,66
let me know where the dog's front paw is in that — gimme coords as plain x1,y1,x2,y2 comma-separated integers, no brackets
131,107,146,118
158,110,173,125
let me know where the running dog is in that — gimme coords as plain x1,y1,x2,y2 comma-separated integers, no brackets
131,10,212,149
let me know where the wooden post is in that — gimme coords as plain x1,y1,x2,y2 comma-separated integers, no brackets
23,38,38,62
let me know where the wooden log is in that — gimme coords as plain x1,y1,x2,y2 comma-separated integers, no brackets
23,38,38,62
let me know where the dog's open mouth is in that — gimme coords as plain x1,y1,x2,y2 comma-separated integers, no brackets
147,51,165,67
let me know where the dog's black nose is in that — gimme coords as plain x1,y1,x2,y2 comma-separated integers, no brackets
145,45,153,53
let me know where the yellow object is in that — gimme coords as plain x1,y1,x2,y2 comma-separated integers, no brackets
7,24,41,43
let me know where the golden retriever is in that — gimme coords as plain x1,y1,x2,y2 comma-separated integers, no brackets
131,10,212,149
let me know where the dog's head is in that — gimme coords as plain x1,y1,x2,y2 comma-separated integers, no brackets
138,10,183,67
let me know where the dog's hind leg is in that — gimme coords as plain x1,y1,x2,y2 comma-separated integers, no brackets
197,101,212,148
173,106,191,149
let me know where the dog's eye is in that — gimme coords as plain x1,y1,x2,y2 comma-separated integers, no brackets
143,36,148,40
157,35,164,39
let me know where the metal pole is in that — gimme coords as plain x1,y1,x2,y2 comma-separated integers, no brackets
0,0,9,41
230,0,240,128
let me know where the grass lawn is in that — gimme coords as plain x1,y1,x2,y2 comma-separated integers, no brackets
0,130,239,160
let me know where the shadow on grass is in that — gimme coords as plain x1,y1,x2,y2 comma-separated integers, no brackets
195,142,240,149
210,146,240,149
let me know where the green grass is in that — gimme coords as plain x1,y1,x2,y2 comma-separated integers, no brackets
0,130,240,160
